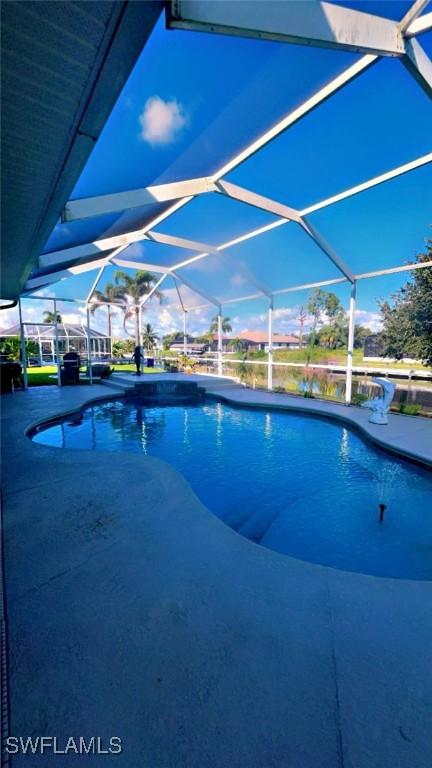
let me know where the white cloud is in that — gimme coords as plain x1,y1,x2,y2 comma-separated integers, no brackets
355,309,382,332
139,96,187,145
230,273,247,287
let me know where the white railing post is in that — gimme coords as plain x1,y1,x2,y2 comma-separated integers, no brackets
138,304,143,350
183,310,187,355
86,306,93,384
53,299,61,386
217,311,223,376
345,280,356,404
268,298,273,390
18,299,28,389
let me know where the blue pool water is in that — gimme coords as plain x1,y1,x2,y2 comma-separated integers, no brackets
31,397,432,579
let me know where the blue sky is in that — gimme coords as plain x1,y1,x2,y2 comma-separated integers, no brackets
4,3,431,337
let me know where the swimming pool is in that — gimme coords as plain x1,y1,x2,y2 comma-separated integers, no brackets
31,397,432,579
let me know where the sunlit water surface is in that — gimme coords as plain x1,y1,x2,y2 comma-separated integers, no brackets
32,398,432,579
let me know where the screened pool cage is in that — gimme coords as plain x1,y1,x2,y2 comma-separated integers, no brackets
15,0,432,401
1,320,110,365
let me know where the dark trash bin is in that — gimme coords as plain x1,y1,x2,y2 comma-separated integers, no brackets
0,360,23,393
61,352,81,385
147,357,154,368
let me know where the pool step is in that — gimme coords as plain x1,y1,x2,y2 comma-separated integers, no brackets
101,379,135,392
126,380,206,400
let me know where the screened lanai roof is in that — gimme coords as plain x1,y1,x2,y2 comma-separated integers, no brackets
16,1,432,311
0,323,107,340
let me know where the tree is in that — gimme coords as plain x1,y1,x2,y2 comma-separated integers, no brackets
112,339,135,358
228,337,245,353
353,324,370,349
89,284,118,342
378,243,432,365
0,337,38,360
106,271,163,345
297,305,307,348
210,315,232,334
142,323,158,351
162,332,184,349
43,311,62,323
307,289,345,347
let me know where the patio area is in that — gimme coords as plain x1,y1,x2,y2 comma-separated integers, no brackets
1,379,432,767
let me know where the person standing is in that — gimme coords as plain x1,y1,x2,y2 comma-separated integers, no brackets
133,345,144,375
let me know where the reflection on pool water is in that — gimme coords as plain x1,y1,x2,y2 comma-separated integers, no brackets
31,397,432,579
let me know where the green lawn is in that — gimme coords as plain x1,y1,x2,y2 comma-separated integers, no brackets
26,363,162,386
266,348,431,371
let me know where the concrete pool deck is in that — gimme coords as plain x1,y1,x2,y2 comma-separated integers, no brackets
1,378,432,767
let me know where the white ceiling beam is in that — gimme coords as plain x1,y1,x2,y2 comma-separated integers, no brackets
298,217,355,282
36,152,432,284
273,277,348,298
173,277,187,312
402,38,432,97
356,260,432,280
60,54,378,225
219,291,268,307
62,177,216,222
111,258,169,274
215,179,301,222
301,152,432,216
168,1,405,56
39,197,192,269
25,257,110,290
146,230,218,254
185,260,432,309
399,0,430,33
217,250,273,299
139,273,169,307
171,270,221,308
213,54,377,180
85,244,129,304
406,11,432,36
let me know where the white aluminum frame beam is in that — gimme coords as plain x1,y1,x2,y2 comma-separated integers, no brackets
29,152,432,291
61,54,377,224
405,11,432,37
210,260,432,308
402,38,432,97
355,259,432,280
345,281,357,404
25,257,111,290
139,273,169,307
39,228,218,271
215,179,301,222
145,230,219,254
173,277,187,312
168,1,406,56
112,259,168,274
172,270,221,308
169,152,432,273
399,0,430,33
39,197,193,270
62,177,216,222
299,216,354,282
301,152,432,216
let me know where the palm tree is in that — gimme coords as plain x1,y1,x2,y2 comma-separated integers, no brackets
89,283,118,352
209,315,232,334
142,323,158,352
93,271,163,346
43,311,62,323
